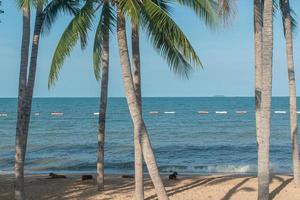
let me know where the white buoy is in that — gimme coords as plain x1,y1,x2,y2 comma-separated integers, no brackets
35,113,40,116
216,111,227,114
149,111,159,114
198,111,209,114
274,111,286,114
51,112,63,116
236,111,247,114
93,112,99,115
0,113,8,117
164,111,175,114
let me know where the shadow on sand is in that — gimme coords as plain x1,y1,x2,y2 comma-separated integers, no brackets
0,174,295,200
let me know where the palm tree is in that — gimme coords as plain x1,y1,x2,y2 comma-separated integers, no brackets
255,0,273,199
116,6,170,199
15,2,31,199
48,0,114,190
130,1,235,198
14,1,78,199
49,1,220,198
254,0,264,198
131,21,144,200
279,0,300,186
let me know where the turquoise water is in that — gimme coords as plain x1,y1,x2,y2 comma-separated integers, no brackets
0,97,298,174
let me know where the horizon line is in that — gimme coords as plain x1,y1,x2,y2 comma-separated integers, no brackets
0,96,296,98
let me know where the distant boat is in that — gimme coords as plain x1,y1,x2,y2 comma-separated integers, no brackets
216,111,227,114
51,112,63,116
198,111,209,114
164,111,175,114
274,111,286,114
236,111,247,114
149,111,159,114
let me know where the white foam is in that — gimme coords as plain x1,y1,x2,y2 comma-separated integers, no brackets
236,111,247,114
93,112,99,115
35,113,40,116
164,111,176,114
0,113,8,117
216,111,227,114
274,111,286,114
51,112,63,116
149,111,159,114
198,111,209,114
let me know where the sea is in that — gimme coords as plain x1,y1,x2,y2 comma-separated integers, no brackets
0,97,298,175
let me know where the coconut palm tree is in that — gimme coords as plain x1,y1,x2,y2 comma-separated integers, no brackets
279,0,300,186
14,1,78,199
254,0,264,198
255,0,273,199
48,0,114,191
49,1,222,198
130,1,235,198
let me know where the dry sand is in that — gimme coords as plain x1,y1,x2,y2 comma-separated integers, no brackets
0,174,299,200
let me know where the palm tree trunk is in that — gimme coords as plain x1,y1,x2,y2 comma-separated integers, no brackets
254,0,265,198
131,22,144,200
96,28,110,191
254,0,263,143
116,8,168,200
15,6,30,200
257,0,273,199
25,6,43,129
281,0,300,186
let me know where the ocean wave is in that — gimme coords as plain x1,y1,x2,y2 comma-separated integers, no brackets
159,163,281,174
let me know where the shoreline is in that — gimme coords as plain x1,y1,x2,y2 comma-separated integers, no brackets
1,173,299,200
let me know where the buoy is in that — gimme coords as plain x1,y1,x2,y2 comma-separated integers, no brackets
216,111,227,114
198,111,209,114
274,111,286,114
51,112,63,116
236,111,247,114
164,111,175,114
149,111,159,114
35,113,40,116
93,112,99,115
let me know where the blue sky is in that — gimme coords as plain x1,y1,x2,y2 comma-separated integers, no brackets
0,1,300,97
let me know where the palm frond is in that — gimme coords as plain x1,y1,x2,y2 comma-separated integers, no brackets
279,0,297,37
15,0,31,9
217,0,236,26
41,0,80,35
93,1,115,80
141,0,202,77
48,0,94,88
118,0,140,24
177,0,218,29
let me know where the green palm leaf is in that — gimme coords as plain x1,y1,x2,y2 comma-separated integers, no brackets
41,0,80,35
48,0,94,88
177,0,218,28
93,1,115,80
141,0,202,77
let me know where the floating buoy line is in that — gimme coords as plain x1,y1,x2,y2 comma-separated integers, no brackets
0,110,296,118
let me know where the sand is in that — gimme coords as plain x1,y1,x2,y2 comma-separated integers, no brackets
0,174,299,200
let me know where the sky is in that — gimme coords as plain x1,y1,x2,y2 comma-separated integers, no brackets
1,1,300,97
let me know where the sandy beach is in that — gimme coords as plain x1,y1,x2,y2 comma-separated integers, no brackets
1,174,299,200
